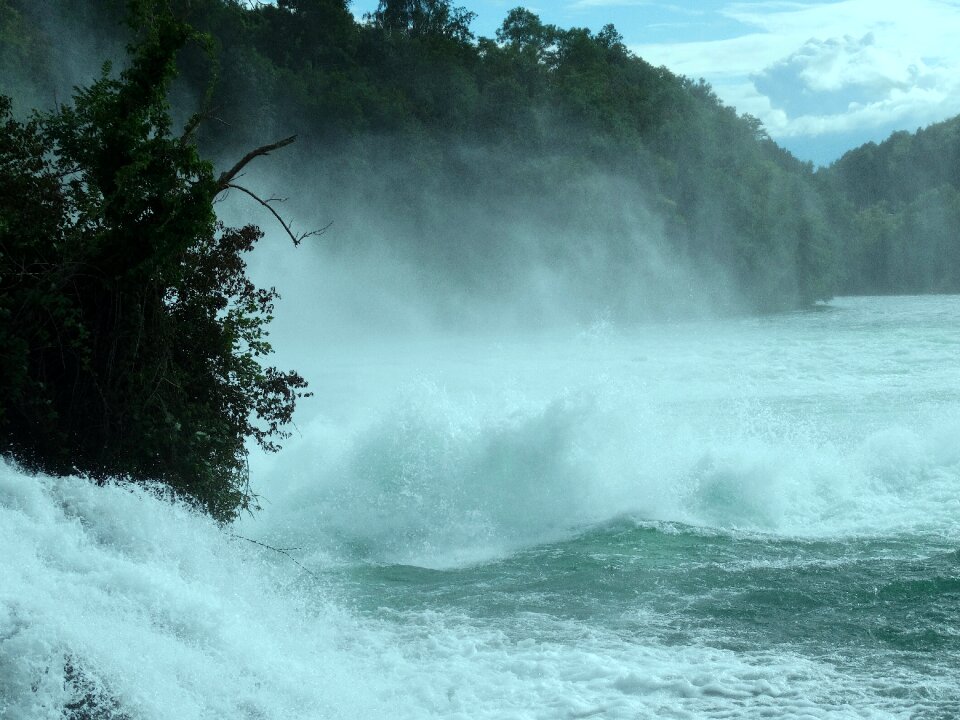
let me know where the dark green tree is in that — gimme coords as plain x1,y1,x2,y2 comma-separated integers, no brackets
0,0,309,521
496,7,554,53
370,0,476,42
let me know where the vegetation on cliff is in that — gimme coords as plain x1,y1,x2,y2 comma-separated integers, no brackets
0,0,308,521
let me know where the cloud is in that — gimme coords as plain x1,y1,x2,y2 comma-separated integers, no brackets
753,33,929,116
631,0,960,160
566,0,706,17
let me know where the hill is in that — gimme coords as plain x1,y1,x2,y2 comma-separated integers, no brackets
1,0,841,324
820,116,960,294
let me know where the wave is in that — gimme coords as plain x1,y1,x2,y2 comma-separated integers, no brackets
6,299,960,718
0,466,386,719
2,465,940,719
247,372,960,569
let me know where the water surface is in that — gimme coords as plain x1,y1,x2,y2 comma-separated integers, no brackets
3,296,960,718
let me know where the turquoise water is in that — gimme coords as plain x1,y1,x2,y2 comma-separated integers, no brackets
334,526,960,717
3,296,960,718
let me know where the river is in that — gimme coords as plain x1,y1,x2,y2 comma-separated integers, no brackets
3,295,959,718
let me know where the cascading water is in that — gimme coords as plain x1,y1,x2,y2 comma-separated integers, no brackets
3,295,960,718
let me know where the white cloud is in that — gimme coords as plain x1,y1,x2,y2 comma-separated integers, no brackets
781,33,914,94
630,0,960,157
634,32,788,78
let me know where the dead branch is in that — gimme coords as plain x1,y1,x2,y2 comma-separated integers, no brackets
223,183,331,245
216,135,296,192
229,533,319,580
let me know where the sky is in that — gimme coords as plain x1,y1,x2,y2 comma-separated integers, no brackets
351,0,960,166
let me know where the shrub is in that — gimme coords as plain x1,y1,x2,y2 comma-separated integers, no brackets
0,0,308,521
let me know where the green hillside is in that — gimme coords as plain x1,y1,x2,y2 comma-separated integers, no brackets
2,0,842,319
4,0,960,313
820,117,960,294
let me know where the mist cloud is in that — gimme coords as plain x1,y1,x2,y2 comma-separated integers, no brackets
233,137,742,343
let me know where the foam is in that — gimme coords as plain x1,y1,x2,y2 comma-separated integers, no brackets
248,358,960,568
5,297,960,718
1,452,952,719
0,466,382,719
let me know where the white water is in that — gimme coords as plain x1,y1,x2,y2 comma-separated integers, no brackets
3,296,960,718
251,296,960,565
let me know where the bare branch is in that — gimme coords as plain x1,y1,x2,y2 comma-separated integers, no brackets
222,183,331,245
55,165,82,178
216,135,296,192
229,533,318,580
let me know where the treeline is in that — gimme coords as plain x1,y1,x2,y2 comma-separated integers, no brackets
2,0,840,318
819,117,960,294
3,0,959,316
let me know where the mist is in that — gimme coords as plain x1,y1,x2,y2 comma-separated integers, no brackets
232,134,749,347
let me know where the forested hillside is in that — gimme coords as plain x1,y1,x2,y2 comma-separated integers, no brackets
819,117,960,294
2,0,958,319
1,0,842,323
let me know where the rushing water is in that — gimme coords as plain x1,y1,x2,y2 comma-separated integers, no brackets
3,295,960,719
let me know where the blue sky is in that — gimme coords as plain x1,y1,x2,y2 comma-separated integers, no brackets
351,0,960,166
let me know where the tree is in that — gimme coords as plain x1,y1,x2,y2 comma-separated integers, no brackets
496,7,555,63
369,0,476,43
0,0,309,522
260,0,357,70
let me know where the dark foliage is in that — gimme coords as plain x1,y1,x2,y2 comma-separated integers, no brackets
3,0,849,313
0,0,308,521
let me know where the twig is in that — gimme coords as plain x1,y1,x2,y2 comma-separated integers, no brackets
223,183,331,245
180,105,226,145
229,533,319,580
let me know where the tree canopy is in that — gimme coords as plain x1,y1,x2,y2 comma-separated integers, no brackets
0,0,308,521
817,117,960,294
